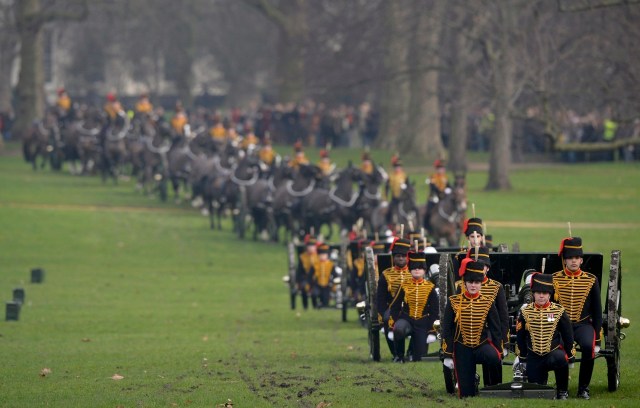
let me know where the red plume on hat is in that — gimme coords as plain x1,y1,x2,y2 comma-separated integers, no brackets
106,92,116,102
458,257,473,278
319,149,329,158
57,87,66,96
391,154,402,167
294,140,303,153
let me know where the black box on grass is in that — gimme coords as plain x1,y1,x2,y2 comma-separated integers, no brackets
6,301,20,321
31,268,44,283
13,288,25,305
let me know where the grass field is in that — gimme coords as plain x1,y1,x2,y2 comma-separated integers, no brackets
1,141,639,407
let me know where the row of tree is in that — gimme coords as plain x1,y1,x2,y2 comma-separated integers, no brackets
1,0,639,189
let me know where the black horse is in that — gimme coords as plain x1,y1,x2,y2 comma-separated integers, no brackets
424,174,467,246
354,164,387,235
370,177,420,235
300,162,362,240
270,163,319,242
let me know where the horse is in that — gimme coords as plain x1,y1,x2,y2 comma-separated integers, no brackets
22,110,60,171
101,113,130,183
300,162,362,240
72,107,103,175
370,178,420,235
354,165,387,235
425,175,467,247
270,163,319,242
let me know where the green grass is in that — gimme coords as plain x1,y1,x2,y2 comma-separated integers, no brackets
1,141,639,407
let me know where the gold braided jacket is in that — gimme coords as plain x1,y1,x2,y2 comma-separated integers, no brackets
519,303,568,355
449,292,494,347
397,279,436,319
312,260,334,287
552,269,596,323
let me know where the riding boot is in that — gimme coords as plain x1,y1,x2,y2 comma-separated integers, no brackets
311,295,318,309
301,292,309,310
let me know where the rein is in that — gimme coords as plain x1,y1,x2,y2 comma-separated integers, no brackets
329,186,359,207
286,178,315,197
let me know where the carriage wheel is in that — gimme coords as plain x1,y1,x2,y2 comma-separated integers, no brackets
340,241,349,322
364,247,380,361
369,326,381,362
606,250,622,391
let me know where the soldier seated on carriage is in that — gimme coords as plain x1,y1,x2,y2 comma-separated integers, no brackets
310,243,338,308
516,272,575,400
552,236,602,400
375,237,412,361
296,235,319,310
388,251,439,363
442,258,503,398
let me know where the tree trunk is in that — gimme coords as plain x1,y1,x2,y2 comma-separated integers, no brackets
243,0,307,102
0,6,18,114
484,6,515,191
14,0,45,140
448,85,470,175
376,2,410,150
402,2,445,158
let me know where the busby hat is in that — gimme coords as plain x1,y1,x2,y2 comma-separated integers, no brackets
485,234,494,248
293,140,303,153
391,154,402,167
459,258,485,282
57,87,66,96
319,149,329,159
362,151,371,161
304,234,317,246
559,236,583,258
106,92,116,102
317,243,330,254
370,241,389,254
464,217,484,236
407,251,427,271
530,272,554,294
390,237,411,256
434,159,445,168
467,246,491,266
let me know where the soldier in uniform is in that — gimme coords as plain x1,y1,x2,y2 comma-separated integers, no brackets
385,154,407,227
389,251,439,362
455,245,510,384
170,101,189,137
552,237,602,400
424,159,451,232
55,88,73,127
288,140,309,171
360,151,374,175
311,243,337,308
516,272,575,400
258,135,279,174
375,237,411,361
442,258,503,398
135,93,154,117
103,92,125,127
296,235,319,310
240,128,259,151
317,149,335,177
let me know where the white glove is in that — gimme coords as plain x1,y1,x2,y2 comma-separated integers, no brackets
503,349,509,358
387,331,394,341
513,356,520,366
594,345,601,354
520,303,528,310
427,334,438,344
443,358,454,369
